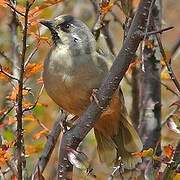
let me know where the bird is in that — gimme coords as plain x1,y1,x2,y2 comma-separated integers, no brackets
41,15,143,169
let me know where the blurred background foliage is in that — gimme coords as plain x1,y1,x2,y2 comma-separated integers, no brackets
0,0,179,179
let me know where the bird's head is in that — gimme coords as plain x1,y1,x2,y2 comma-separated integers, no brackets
40,15,96,53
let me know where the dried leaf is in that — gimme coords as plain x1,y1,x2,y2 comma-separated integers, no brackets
161,71,171,80
7,116,16,125
33,129,49,140
132,148,154,158
6,86,29,101
37,102,48,107
11,175,18,180
6,87,18,101
0,148,12,165
26,144,43,155
100,0,113,14
163,144,174,160
145,39,154,49
166,118,180,134
22,101,33,109
0,66,11,81
126,59,140,74
0,0,7,7
0,107,8,116
23,114,36,121
25,63,43,78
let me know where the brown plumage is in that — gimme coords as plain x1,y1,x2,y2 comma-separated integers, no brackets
41,15,143,169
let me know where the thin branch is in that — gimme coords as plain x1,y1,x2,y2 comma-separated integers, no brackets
22,85,44,112
6,160,18,178
31,111,67,179
0,50,12,63
146,26,174,36
161,107,179,127
0,169,6,180
6,3,25,17
24,47,38,67
161,81,179,97
155,33,180,92
101,20,116,55
0,65,19,81
1,167,10,176
143,0,156,39
57,0,154,179
141,0,156,71
0,105,15,121
36,117,49,132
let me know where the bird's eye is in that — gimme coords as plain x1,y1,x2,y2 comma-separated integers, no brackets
63,23,70,29
58,22,71,32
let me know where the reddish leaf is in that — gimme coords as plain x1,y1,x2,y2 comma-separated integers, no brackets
161,71,171,80
26,144,43,155
25,63,43,78
0,0,7,7
132,148,154,158
23,114,36,121
0,66,11,81
0,107,8,116
6,86,29,101
7,116,16,125
33,129,49,140
37,102,48,107
0,148,12,165
100,0,113,14
163,144,174,160
11,175,18,180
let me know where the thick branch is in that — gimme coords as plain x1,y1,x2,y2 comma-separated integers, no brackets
57,0,154,179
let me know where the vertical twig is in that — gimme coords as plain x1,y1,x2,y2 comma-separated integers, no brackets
16,1,31,179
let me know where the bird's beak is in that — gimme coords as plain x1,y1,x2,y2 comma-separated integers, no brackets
40,20,54,30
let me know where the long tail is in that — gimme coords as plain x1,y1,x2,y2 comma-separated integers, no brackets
94,115,142,169
94,89,143,169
